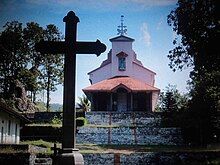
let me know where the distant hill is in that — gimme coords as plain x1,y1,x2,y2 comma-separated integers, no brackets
50,103,63,111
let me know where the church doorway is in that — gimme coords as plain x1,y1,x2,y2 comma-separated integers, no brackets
115,87,128,112
117,93,127,112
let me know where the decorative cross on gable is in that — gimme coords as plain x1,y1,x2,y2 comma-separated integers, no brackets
117,15,127,36
35,11,106,165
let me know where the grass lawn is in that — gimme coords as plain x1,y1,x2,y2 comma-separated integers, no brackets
77,143,220,154
21,140,220,154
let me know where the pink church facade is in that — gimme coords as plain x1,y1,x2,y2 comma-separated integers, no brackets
83,34,160,112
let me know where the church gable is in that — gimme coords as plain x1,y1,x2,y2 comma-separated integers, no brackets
109,35,135,42
88,32,156,85
116,51,128,57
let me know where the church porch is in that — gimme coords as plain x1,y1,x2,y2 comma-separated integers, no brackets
86,91,152,112
83,76,160,112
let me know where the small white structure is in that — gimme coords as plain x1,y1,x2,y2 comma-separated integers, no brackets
0,102,28,144
83,16,160,112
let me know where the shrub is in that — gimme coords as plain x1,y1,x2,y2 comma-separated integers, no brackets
50,115,62,125
76,117,88,127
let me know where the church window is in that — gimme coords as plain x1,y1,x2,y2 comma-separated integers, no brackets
118,57,126,71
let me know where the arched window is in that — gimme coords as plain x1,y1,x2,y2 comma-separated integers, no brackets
116,51,128,71
118,57,126,71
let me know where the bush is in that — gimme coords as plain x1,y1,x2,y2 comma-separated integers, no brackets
76,117,88,127
50,115,62,125
21,126,62,142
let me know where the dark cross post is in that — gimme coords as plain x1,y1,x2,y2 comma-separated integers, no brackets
35,11,106,165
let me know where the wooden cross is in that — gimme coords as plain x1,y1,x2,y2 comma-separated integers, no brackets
35,11,106,164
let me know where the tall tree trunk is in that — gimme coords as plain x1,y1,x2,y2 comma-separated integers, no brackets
33,91,36,103
46,72,50,112
3,73,8,98
30,91,33,102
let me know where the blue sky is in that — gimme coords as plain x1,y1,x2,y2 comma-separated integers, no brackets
0,0,192,104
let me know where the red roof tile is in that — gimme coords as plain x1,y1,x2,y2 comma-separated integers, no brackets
83,76,160,93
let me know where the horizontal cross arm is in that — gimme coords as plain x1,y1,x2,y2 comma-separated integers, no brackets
35,41,65,54
35,40,106,56
76,40,106,56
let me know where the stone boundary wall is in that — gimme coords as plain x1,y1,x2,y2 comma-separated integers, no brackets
76,126,183,145
77,112,183,145
21,112,184,145
86,112,161,126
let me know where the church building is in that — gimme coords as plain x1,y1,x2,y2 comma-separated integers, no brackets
83,16,160,112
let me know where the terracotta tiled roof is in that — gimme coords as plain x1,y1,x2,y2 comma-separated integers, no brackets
83,76,160,93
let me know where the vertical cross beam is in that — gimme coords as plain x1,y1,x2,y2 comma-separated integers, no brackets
62,11,79,152
35,11,106,165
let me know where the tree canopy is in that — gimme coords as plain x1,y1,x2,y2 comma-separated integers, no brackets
167,0,219,145
157,84,189,112
0,21,63,111
77,95,91,112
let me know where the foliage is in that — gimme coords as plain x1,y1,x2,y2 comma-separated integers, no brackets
167,0,219,72
157,84,189,112
77,95,91,112
0,147,26,154
167,0,219,145
23,22,44,102
76,117,88,126
50,115,62,125
39,24,63,111
0,21,64,112
0,21,29,98
35,101,47,112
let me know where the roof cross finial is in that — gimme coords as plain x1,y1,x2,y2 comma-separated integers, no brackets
117,15,127,36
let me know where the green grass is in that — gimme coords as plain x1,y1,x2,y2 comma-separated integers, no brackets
21,139,52,148
21,139,54,155
26,123,62,127
75,143,220,154
85,124,138,128
85,124,120,128
20,140,220,155
0,147,26,154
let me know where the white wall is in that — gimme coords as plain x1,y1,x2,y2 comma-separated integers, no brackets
89,63,112,84
111,41,133,78
0,111,20,144
152,91,160,112
132,63,155,85
89,38,155,86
